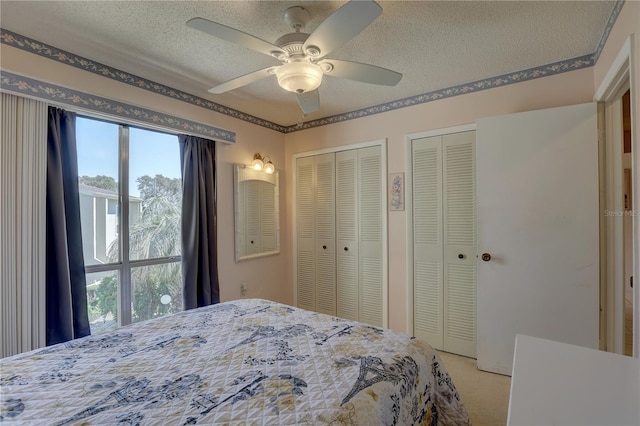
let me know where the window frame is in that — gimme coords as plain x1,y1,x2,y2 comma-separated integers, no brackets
80,117,182,329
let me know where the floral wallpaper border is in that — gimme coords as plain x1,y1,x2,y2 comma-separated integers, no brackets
285,53,595,132
284,0,626,133
593,0,626,63
0,71,236,143
0,1,624,134
0,29,286,134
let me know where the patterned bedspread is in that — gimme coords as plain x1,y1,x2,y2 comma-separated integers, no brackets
0,298,470,425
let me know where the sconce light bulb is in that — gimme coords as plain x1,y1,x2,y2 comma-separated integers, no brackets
251,153,264,171
264,160,275,174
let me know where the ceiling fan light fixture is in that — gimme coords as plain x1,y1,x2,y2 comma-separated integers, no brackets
190,0,402,113
275,61,323,93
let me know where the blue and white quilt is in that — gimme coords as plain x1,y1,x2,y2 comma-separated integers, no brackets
0,298,470,425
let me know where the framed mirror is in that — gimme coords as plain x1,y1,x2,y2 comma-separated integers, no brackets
234,164,280,261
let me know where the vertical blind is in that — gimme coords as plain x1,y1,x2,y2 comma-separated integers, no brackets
1,93,48,357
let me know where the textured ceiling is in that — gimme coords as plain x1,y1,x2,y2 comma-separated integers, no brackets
1,1,616,127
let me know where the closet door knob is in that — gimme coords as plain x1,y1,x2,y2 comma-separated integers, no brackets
322,245,327,250
458,253,465,259
481,253,491,262
344,247,349,251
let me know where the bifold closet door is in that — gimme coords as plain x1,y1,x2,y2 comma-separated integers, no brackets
335,146,384,326
442,132,476,358
413,136,444,348
296,156,316,311
296,153,336,315
297,146,382,325
357,146,383,327
412,131,476,358
336,149,359,321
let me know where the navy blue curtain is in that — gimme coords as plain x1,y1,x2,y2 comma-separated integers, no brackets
46,107,90,345
179,135,219,309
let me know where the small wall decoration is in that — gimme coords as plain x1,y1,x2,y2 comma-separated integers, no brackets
389,172,405,211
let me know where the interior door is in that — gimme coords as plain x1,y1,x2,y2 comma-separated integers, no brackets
476,103,600,375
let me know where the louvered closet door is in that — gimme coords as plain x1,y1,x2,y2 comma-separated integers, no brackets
296,156,315,311
314,153,336,315
246,181,262,255
336,149,359,321
412,136,444,349
260,181,277,252
236,179,248,258
357,146,383,327
442,132,476,358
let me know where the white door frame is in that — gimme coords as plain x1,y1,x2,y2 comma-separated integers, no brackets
404,123,476,337
594,35,638,356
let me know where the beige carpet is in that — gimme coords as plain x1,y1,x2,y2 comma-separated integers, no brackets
437,351,511,426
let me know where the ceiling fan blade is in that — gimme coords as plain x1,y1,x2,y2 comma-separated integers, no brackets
296,90,320,114
187,17,286,58
303,0,381,59
208,67,277,94
321,59,402,86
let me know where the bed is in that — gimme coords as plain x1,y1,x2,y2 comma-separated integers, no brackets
0,298,470,425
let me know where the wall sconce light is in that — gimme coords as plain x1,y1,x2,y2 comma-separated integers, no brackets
251,153,264,171
263,158,275,174
251,153,275,174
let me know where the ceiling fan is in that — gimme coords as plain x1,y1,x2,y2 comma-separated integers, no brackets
186,0,402,115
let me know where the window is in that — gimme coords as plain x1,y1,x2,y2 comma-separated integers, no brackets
77,116,183,335
107,199,117,215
